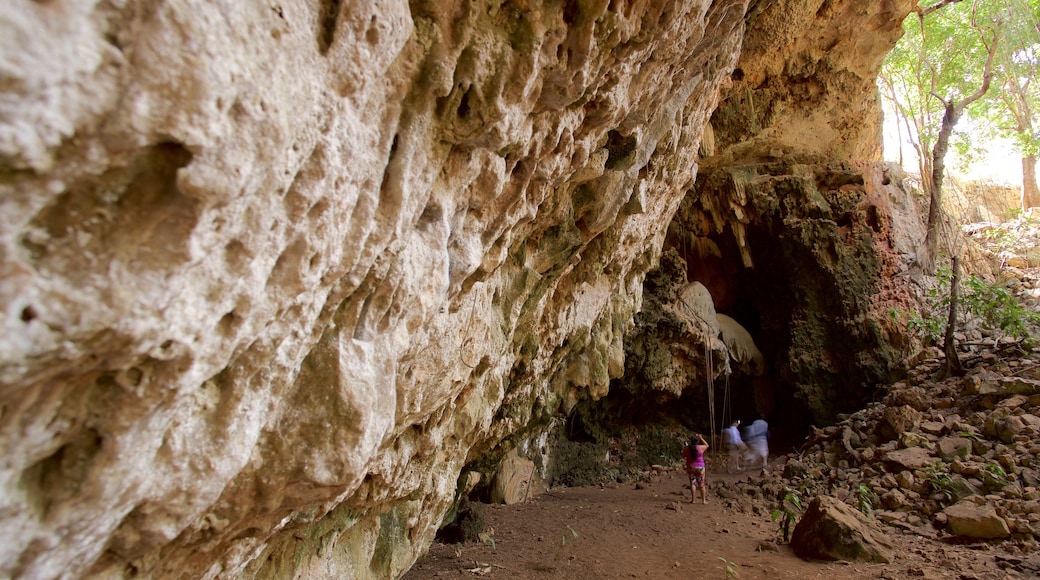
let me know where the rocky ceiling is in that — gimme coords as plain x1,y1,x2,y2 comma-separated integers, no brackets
0,1,918,578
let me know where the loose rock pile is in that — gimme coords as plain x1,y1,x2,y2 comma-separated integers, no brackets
968,212,1040,272
716,217,1040,548
716,339,1040,563
688,216,1040,577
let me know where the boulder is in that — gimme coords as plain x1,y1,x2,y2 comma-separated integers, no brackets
879,406,922,442
791,496,895,563
490,450,539,505
943,500,1011,539
920,421,947,436
883,447,935,471
881,489,907,510
947,475,984,504
995,414,1040,444
936,437,973,461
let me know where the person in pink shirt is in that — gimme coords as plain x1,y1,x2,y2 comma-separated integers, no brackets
681,433,710,504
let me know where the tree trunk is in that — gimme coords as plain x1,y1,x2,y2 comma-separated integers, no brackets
1023,154,1040,211
922,102,959,272
941,254,964,378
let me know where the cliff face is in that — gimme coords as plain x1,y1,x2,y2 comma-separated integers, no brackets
624,161,924,433
0,1,913,578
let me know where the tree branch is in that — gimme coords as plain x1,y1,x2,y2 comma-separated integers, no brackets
918,0,965,18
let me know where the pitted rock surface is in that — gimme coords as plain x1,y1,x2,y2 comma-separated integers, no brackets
0,1,919,578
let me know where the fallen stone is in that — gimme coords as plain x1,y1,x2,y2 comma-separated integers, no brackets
790,496,895,563
879,406,922,442
920,421,947,436
490,450,538,505
970,376,1040,396
936,437,973,461
947,475,983,503
943,499,1011,539
881,489,906,510
996,414,1040,444
883,447,935,471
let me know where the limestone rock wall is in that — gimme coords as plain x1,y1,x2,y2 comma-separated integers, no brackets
0,1,750,578
671,161,925,425
711,0,915,164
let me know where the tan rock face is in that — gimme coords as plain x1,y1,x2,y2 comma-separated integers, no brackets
1,1,761,578
710,0,916,164
1,1,925,578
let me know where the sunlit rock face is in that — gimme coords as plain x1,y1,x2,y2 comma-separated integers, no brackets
0,1,753,578
607,0,923,438
711,0,915,165
660,161,925,428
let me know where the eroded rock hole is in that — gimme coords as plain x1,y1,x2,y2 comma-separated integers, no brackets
366,15,379,44
21,428,103,515
317,0,342,55
20,141,197,282
604,130,637,170
457,88,472,119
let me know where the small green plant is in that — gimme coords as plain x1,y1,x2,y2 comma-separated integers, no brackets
856,484,879,518
958,430,981,441
770,488,803,543
899,265,1040,347
561,524,579,546
981,462,1011,490
718,556,740,578
478,527,496,550
960,275,1040,343
923,461,956,505
905,309,946,344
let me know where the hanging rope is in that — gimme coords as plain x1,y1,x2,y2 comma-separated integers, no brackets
722,373,732,428
706,340,718,462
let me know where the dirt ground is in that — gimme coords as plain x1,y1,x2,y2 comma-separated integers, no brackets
403,456,1039,580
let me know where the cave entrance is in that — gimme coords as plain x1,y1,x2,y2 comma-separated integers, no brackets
673,224,814,454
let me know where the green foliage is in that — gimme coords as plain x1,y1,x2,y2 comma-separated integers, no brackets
618,427,683,475
881,2,997,166
923,461,956,505
900,263,1040,346
960,274,1040,341
880,0,1040,193
770,488,803,543
967,0,1040,161
561,524,579,546
718,556,740,578
478,529,496,550
904,309,946,344
856,484,879,519
981,462,1012,490
548,437,610,487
